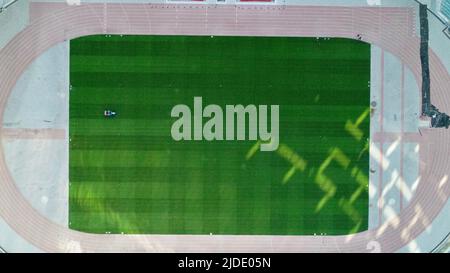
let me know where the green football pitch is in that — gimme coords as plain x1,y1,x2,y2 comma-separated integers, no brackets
69,35,370,235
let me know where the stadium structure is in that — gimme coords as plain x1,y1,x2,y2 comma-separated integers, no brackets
0,0,449,253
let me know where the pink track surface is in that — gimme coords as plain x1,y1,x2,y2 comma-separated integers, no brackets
0,3,449,252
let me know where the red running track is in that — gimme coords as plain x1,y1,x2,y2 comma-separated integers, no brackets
0,3,449,252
